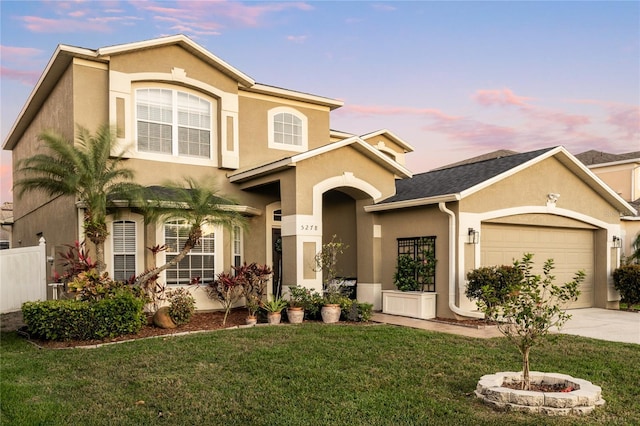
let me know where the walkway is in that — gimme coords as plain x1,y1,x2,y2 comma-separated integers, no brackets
372,309,640,345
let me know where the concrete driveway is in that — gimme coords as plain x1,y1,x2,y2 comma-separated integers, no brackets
556,308,640,344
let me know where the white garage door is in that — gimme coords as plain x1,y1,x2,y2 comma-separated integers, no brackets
481,224,594,309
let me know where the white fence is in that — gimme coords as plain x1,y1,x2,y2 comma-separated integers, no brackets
0,237,48,313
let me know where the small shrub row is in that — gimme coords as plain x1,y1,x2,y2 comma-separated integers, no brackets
613,264,640,306
22,291,146,341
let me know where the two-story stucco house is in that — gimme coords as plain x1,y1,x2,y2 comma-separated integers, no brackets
3,35,635,318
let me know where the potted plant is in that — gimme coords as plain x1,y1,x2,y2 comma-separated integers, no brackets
262,296,287,324
382,246,438,320
236,262,272,325
287,286,310,324
314,235,349,324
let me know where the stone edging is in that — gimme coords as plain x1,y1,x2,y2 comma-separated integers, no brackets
475,371,605,416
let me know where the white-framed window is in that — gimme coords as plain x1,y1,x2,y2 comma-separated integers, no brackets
268,107,308,152
164,220,215,285
112,220,136,282
232,225,243,270
136,88,211,158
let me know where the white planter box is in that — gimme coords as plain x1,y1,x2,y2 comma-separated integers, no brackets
382,290,436,319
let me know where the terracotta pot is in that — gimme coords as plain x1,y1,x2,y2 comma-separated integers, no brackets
153,307,177,329
267,312,282,325
321,304,341,324
287,307,304,324
246,316,258,326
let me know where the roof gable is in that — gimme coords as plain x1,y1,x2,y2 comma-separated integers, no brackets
368,146,636,216
228,136,412,183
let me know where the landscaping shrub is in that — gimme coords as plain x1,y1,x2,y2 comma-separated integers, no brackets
167,288,196,325
466,265,523,316
340,299,373,322
613,264,640,306
22,291,145,341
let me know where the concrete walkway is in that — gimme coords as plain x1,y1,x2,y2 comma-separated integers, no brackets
372,309,640,344
371,313,503,339
555,308,640,344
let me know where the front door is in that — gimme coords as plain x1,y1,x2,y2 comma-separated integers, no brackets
272,228,282,297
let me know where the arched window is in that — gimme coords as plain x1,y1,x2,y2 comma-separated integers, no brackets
268,107,308,152
136,88,212,158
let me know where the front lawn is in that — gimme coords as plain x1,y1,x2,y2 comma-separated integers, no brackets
1,324,638,425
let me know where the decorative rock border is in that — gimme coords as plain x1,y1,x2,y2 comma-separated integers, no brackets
476,371,605,416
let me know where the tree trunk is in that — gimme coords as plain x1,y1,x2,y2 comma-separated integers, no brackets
135,226,201,286
522,346,531,390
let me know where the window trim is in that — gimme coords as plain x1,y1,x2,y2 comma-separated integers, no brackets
232,225,243,272
105,212,145,283
112,220,137,282
134,86,215,161
157,220,225,287
267,106,308,152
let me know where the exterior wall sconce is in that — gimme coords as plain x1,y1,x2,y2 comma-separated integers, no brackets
612,236,622,249
468,228,480,245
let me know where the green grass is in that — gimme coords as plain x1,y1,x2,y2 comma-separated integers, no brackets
1,324,639,425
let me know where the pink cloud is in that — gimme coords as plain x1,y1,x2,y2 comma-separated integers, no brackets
0,66,40,86
607,105,640,139
287,35,308,44
141,1,313,29
338,104,459,121
20,15,112,33
473,88,533,107
0,158,13,203
0,45,43,59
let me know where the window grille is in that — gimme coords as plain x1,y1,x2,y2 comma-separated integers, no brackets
164,220,215,285
137,88,211,158
113,220,136,282
397,236,436,292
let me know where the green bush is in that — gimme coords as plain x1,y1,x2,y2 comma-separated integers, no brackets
22,291,145,341
167,288,196,325
340,298,373,322
613,264,640,306
466,265,523,315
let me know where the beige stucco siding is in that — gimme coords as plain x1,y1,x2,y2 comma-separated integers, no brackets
73,59,109,133
590,163,640,202
11,64,77,250
294,147,397,215
463,157,621,224
375,205,451,316
238,94,331,169
109,45,239,94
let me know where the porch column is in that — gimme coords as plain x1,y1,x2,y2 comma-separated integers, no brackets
281,214,323,294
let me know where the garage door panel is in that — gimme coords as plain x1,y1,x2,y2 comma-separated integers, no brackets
481,224,594,308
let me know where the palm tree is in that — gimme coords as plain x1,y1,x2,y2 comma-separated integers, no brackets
135,176,246,287
14,125,140,272
629,232,640,264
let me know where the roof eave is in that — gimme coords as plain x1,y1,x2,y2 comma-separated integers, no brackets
3,45,102,151
241,83,344,110
364,194,460,212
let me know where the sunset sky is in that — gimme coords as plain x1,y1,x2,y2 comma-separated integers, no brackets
1,1,639,204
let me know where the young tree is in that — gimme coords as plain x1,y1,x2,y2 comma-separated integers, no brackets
14,125,140,272
474,253,584,390
135,176,246,287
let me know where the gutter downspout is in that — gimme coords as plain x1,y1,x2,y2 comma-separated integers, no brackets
438,202,484,319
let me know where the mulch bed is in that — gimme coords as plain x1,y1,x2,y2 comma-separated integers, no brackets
433,317,499,329
502,380,575,393
17,309,369,349
18,309,253,349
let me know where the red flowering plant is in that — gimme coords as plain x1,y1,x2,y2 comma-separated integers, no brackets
235,262,272,318
206,272,244,325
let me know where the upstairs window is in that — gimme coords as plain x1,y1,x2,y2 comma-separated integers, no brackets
268,107,308,152
113,220,136,282
136,88,211,158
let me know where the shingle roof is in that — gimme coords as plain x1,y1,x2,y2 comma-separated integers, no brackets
431,149,518,171
379,147,556,204
575,150,640,166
